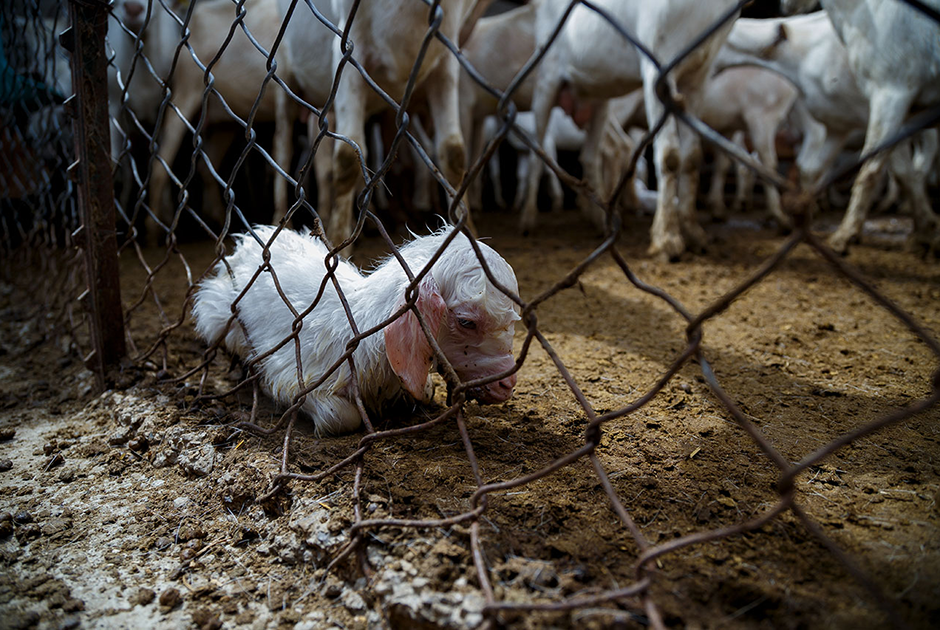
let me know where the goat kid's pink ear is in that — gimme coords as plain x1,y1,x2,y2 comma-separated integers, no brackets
385,275,447,402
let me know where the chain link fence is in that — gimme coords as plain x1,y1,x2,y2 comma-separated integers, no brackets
0,0,90,365
3,0,939,626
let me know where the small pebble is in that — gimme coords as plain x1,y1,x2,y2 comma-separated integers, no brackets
62,598,85,612
132,588,155,606
177,524,206,541
158,588,182,612
43,441,58,456
322,578,343,599
0,459,12,472
0,520,12,538
192,608,223,630
13,511,32,524
44,453,64,470
154,536,173,551
108,433,130,447
0,428,14,441
18,523,41,541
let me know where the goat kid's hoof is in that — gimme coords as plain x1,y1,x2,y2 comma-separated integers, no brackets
648,236,685,263
827,231,855,256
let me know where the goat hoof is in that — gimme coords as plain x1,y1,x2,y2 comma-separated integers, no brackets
518,218,535,237
827,232,853,256
648,236,685,263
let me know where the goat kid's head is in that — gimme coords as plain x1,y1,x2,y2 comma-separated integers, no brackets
384,235,520,405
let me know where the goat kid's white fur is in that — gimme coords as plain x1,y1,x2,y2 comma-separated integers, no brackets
193,226,520,435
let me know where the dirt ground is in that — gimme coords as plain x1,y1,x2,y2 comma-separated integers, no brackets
1,209,938,629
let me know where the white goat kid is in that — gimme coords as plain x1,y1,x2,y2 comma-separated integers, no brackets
700,66,798,226
521,0,740,259
277,0,483,244
717,12,870,196
779,0,940,252
192,226,520,435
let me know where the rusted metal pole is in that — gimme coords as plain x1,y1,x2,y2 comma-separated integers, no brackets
67,0,127,388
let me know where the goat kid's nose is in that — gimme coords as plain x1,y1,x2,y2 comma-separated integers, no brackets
498,373,517,392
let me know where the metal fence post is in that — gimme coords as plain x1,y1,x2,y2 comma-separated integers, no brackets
67,0,127,387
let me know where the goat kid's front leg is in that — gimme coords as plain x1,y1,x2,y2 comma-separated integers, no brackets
677,126,707,252
749,119,790,231
311,122,335,227
426,53,474,234
643,63,685,261
518,74,560,234
271,88,294,224
329,57,368,246
577,100,612,233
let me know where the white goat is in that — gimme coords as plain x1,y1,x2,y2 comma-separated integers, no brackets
192,225,520,435
776,1,940,252
700,66,798,226
141,0,293,238
457,2,538,213
716,13,866,190
520,0,740,259
108,0,175,217
107,0,171,164
277,0,485,244
459,5,655,222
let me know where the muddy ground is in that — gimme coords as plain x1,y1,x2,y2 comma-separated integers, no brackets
1,209,938,629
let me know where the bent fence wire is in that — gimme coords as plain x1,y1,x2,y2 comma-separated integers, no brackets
4,0,940,626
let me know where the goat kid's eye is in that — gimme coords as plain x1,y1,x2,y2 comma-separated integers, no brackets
457,317,477,330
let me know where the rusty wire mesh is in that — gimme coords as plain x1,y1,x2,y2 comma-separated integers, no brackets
16,0,940,625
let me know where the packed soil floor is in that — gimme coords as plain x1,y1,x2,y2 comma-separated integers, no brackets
1,209,938,629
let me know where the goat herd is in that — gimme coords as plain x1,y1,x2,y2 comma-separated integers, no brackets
4,0,937,258
95,0,939,260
